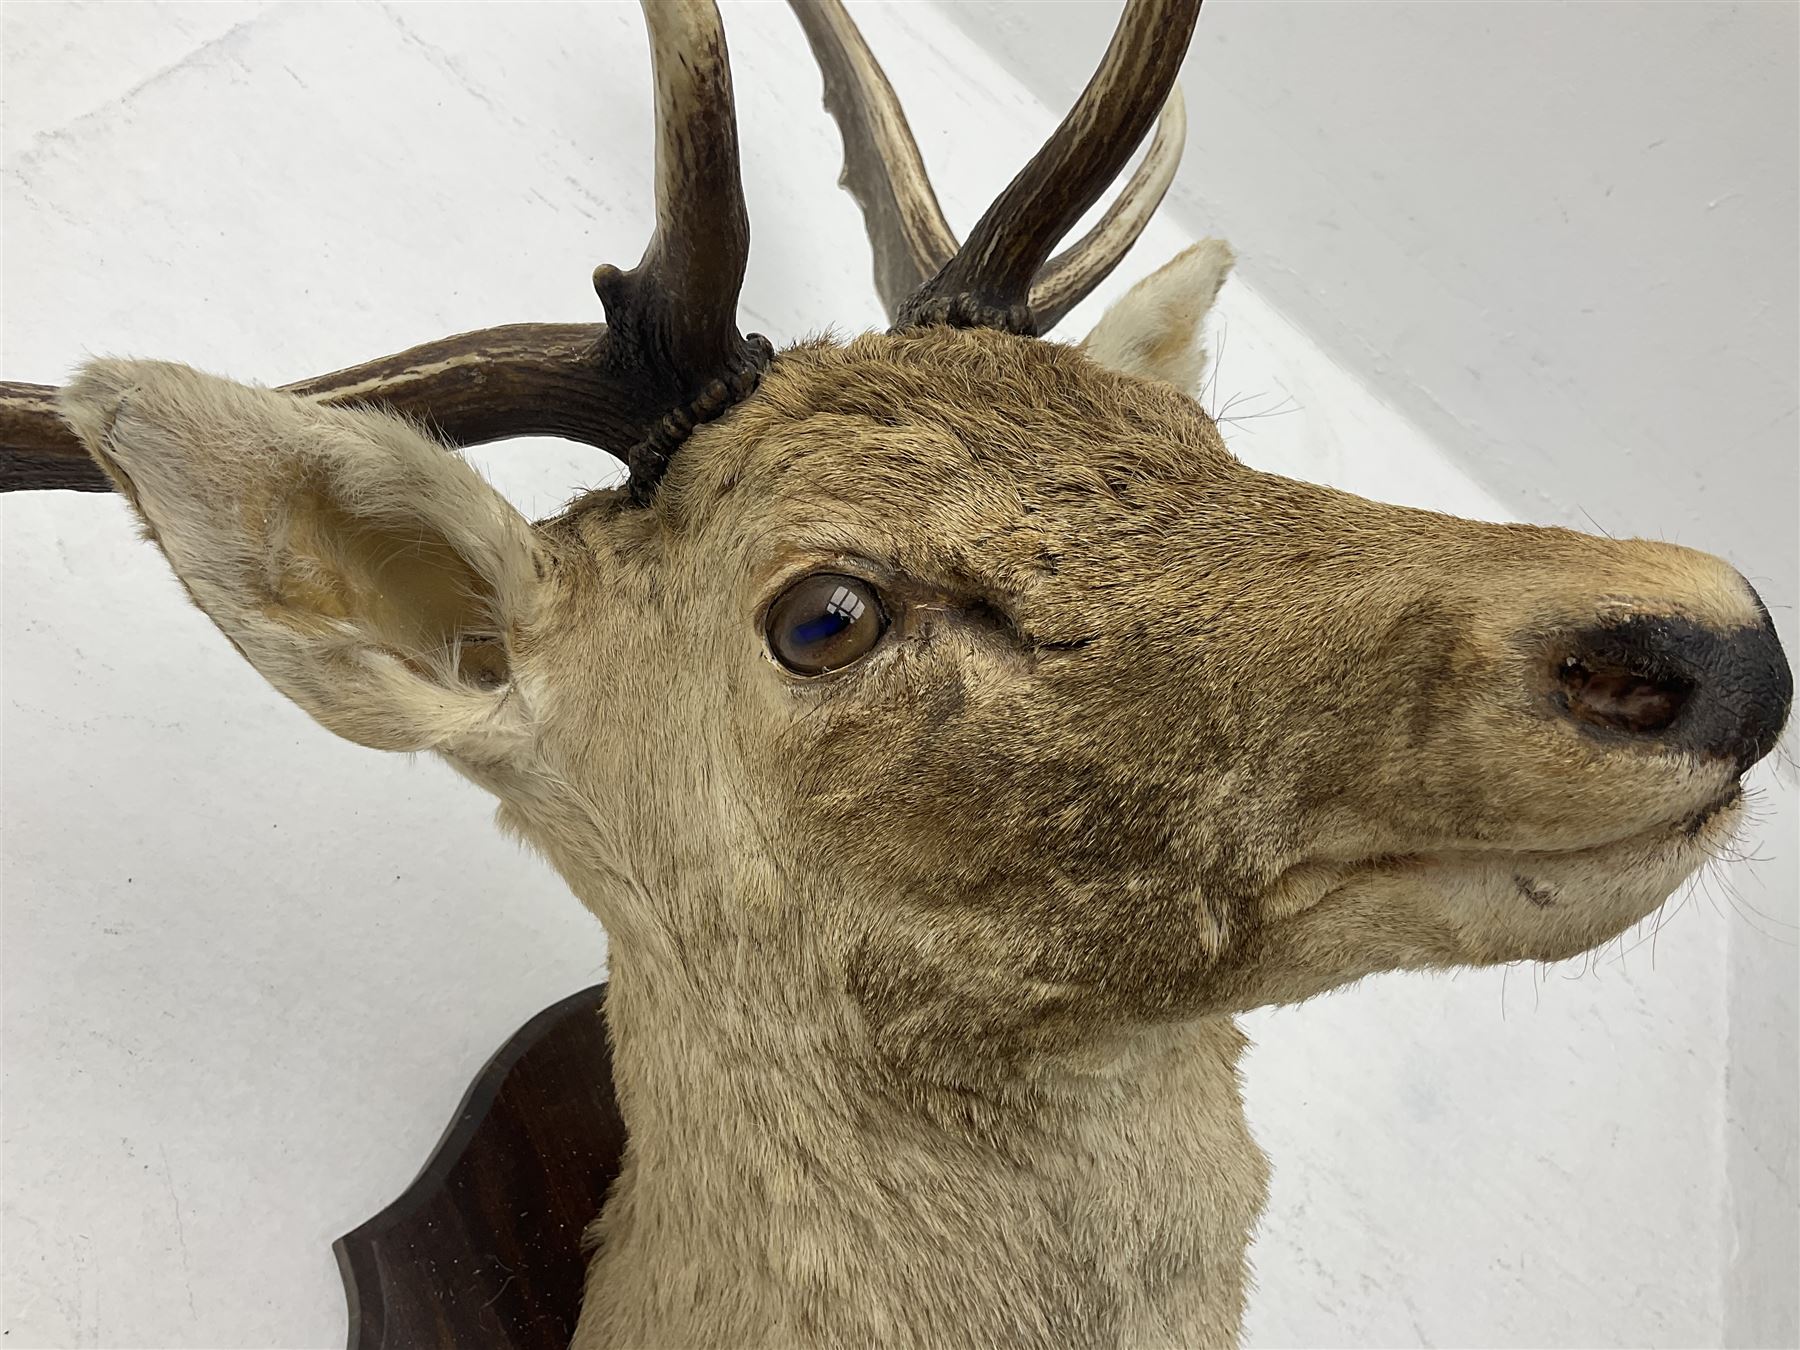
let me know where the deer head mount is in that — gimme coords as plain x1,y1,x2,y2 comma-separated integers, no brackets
6,1,1792,1347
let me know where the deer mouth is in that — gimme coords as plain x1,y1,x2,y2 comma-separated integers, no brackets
1478,779,1743,872
1440,784,1743,960
1496,781,1743,903
1261,783,1748,967
1679,784,1744,839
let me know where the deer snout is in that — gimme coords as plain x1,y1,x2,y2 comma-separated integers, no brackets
1550,592,1792,775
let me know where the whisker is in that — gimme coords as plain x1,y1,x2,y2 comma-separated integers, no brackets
1575,506,1618,541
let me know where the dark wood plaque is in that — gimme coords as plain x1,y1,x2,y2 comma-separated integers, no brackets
333,983,624,1350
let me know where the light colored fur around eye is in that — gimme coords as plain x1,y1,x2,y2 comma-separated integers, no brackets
1078,238,1235,395
58,359,548,763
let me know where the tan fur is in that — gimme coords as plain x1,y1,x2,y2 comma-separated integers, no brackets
59,260,1763,1349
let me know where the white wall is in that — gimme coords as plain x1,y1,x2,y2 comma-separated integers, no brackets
0,3,1790,1347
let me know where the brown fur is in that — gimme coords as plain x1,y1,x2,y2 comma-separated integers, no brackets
59,257,1762,1348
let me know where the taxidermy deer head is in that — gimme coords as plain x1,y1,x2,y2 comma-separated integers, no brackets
4,0,1790,1346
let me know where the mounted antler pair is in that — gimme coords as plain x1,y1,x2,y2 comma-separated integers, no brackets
0,0,1198,500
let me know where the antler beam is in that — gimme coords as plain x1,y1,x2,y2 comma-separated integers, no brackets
595,0,771,501
792,0,1198,334
1,325,637,494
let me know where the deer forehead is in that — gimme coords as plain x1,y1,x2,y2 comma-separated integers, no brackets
550,331,1244,608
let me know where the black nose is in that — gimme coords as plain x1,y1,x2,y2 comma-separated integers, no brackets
1552,601,1792,775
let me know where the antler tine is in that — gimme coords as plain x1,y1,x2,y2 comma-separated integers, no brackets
595,0,772,501
788,0,958,323
897,0,1202,335
1029,85,1186,334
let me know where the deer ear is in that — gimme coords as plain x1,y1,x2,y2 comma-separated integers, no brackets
60,360,550,764
1078,239,1234,396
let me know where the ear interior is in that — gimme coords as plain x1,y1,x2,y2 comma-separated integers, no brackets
281,484,511,690
1079,238,1235,395
60,359,547,757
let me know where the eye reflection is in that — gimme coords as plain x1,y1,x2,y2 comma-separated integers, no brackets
767,574,886,675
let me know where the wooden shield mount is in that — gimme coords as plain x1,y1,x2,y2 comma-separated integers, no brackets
333,984,622,1349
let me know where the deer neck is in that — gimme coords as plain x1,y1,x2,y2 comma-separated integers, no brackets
573,897,1269,1350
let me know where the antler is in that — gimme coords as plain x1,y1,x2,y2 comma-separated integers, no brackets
0,0,766,502
4,326,604,494
787,0,959,319
596,0,771,503
791,0,1199,335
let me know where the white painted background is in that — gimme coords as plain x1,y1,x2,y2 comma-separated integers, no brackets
1,3,1793,1348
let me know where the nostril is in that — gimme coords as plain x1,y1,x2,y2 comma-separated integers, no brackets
1556,654,1692,736
1549,606,1791,772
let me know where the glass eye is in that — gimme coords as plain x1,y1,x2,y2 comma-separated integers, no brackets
766,573,887,675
